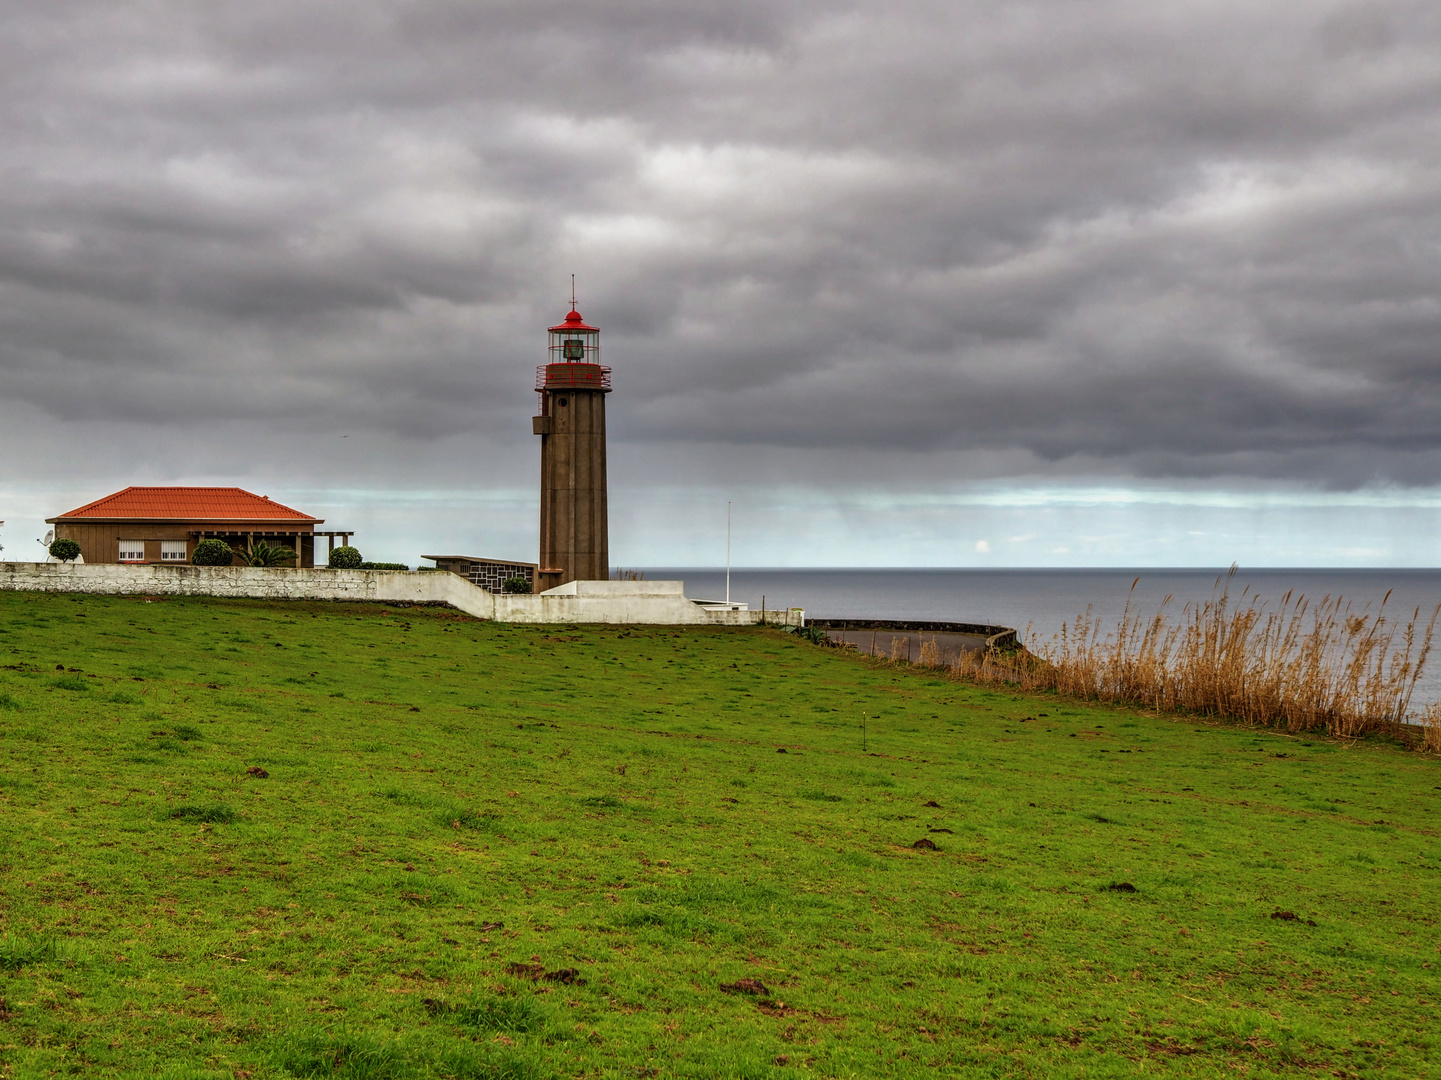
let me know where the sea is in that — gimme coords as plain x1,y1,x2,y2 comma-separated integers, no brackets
645,567,1441,709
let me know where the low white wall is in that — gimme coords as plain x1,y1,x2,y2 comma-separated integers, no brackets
520,579,802,625
0,563,803,627
0,560,491,615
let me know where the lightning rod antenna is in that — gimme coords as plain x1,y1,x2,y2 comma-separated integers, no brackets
571,274,576,310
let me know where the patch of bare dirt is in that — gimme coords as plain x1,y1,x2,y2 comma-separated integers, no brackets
1271,910,1317,926
757,999,796,1017
720,978,770,996
503,960,587,985
1146,1038,1199,1056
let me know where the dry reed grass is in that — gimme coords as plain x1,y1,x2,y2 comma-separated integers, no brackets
927,567,1439,744
918,637,942,667
1421,704,1441,754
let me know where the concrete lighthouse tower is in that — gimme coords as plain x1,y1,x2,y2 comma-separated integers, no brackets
533,291,611,590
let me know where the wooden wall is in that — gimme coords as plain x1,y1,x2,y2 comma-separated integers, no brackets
53,523,316,566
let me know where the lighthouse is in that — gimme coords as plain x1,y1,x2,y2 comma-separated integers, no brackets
533,299,611,590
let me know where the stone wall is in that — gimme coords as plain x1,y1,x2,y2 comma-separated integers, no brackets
0,563,804,627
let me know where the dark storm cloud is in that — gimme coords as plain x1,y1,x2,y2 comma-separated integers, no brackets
2,0,1440,485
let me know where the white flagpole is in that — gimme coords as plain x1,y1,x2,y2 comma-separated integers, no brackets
725,501,732,605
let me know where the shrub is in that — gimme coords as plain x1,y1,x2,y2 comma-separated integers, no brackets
48,538,81,562
786,625,831,646
192,539,234,566
502,576,531,594
234,538,296,567
329,546,362,569
359,562,409,571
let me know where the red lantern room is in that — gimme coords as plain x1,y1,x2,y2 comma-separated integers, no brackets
533,286,612,588
536,308,612,394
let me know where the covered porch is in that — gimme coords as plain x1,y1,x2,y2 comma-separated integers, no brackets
190,529,355,568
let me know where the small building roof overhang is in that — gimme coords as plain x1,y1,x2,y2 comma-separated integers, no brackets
423,555,539,568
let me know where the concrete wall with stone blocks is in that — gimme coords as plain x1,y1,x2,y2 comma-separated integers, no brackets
0,563,804,627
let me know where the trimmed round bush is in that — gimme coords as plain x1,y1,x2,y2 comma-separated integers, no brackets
192,539,234,566
502,576,531,594
48,538,82,563
329,546,362,569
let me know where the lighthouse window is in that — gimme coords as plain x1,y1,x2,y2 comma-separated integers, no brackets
563,338,585,360
558,397,569,407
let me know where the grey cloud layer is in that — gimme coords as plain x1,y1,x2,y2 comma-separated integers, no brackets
2,0,1440,484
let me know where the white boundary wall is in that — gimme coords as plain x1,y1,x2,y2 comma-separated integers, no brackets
0,563,804,627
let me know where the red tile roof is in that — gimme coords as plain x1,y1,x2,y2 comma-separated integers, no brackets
49,487,322,523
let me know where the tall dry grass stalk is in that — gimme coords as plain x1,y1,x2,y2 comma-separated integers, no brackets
918,637,942,667
937,567,1439,741
888,637,913,663
1421,704,1441,754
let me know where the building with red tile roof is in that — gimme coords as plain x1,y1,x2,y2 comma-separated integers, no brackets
47,487,348,567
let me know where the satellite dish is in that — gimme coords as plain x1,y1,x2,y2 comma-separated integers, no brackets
44,530,54,545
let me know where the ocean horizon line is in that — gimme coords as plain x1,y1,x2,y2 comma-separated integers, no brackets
634,565,1441,573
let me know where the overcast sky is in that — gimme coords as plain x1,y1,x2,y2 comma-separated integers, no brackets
2,0,1441,567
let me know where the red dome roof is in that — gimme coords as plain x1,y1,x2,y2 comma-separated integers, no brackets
548,308,598,333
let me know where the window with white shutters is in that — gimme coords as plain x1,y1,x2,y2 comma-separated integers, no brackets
118,540,145,562
160,540,187,561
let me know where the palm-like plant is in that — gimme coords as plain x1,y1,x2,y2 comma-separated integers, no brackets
233,537,296,567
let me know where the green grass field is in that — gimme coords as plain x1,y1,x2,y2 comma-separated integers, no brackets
0,590,1437,1079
